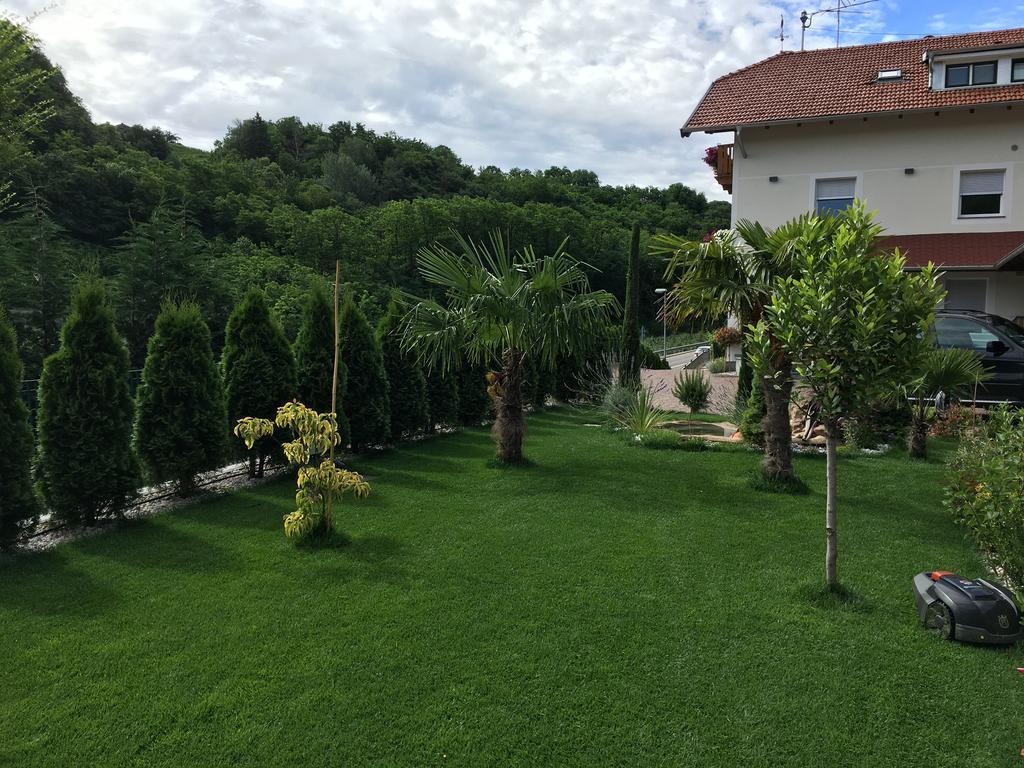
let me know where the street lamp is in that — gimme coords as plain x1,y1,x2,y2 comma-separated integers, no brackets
654,288,668,356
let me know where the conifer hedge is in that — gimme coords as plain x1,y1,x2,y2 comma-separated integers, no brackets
135,301,227,494
222,289,296,476
36,279,140,525
340,295,390,451
0,307,40,545
378,298,428,440
425,366,459,432
294,284,349,441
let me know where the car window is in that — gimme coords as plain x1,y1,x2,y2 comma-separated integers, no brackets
988,316,1024,346
934,317,999,352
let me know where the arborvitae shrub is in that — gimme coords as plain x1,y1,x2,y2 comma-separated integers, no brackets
340,295,390,451
378,298,428,440
457,358,491,425
294,284,349,443
425,365,459,432
222,289,296,476
36,280,140,525
619,222,642,389
0,307,41,545
135,301,227,494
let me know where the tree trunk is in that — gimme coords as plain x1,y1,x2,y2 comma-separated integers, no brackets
907,416,928,459
825,423,839,587
761,373,795,480
257,453,266,479
491,349,527,463
248,454,257,479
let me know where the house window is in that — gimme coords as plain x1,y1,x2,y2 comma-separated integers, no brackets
959,170,1005,217
815,177,855,215
1013,59,1024,82
945,61,998,87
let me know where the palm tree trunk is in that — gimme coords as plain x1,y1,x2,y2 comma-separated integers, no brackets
825,421,839,587
761,373,795,480
908,413,928,459
492,348,527,463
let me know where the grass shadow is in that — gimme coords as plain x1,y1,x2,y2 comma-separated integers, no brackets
794,581,875,615
73,518,236,574
0,550,118,618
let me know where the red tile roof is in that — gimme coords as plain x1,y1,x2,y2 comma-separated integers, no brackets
881,231,1024,269
685,28,1024,132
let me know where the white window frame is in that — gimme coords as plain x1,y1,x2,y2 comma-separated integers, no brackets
953,164,1011,221
809,173,862,215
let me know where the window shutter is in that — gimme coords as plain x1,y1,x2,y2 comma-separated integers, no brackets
960,170,1004,195
816,178,855,199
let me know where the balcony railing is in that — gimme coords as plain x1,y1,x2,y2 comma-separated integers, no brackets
713,143,734,194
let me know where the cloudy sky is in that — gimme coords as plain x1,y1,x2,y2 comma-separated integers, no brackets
5,0,1024,199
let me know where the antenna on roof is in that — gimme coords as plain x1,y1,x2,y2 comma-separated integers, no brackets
799,0,879,50
780,14,786,51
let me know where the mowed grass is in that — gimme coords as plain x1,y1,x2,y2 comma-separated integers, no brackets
2,409,1022,767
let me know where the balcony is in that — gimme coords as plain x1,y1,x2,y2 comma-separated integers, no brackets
711,143,733,194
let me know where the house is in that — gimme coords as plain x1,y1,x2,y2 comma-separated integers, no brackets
683,28,1024,323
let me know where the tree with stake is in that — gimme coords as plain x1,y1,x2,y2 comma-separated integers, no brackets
339,294,390,451
135,301,227,494
36,279,140,525
0,307,41,546
222,289,296,477
748,204,942,587
294,283,349,442
404,230,617,464
620,222,642,390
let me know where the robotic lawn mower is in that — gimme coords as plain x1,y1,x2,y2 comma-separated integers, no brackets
913,571,1022,645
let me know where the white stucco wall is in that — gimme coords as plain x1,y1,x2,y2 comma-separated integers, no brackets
729,106,1022,234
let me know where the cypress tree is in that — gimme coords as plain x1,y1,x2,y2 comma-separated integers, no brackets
378,298,428,440
0,307,40,546
222,289,296,477
620,221,642,390
425,366,459,432
135,301,227,494
36,279,140,525
294,283,349,442
457,358,492,425
340,295,390,451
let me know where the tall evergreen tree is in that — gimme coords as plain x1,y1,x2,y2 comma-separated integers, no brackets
222,289,296,477
340,294,389,451
36,279,140,525
230,112,274,159
620,221,642,389
0,307,41,546
378,297,428,440
425,366,459,432
135,301,227,494
294,283,349,442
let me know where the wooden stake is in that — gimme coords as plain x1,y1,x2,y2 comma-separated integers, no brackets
326,259,341,529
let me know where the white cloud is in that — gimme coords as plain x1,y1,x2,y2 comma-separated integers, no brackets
7,0,891,200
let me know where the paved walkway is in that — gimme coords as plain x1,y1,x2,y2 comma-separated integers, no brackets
642,369,739,415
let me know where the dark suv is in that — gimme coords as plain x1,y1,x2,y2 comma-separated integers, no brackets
934,310,1024,406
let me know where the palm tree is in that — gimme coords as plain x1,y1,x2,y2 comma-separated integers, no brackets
904,347,989,458
651,216,842,482
403,231,618,464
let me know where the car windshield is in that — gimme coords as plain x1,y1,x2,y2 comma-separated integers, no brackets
988,316,1024,346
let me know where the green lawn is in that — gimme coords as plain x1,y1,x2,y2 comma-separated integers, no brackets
2,409,1021,767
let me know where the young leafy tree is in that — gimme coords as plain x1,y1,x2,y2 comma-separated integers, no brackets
36,279,140,525
749,204,943,587
378,297,428,440
340,294,390,451
135,301,227,494
0,307,40,546
294,283,349,443
619,222,642,390
405,231,617,464
222,289,297,477
425,366,459,432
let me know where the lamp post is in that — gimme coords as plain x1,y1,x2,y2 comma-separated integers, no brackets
654,288,668,356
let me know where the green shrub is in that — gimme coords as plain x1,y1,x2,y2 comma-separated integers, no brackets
707,356,728,374
609,385,668,437
636,428,712,452
457,358,491,425
36,279,140,525
340,295,390,450
739,383,766,447
222,289,297,476
945,405,1024,588
378,298,427,440
672,369,711,416
135,301,227,494
639,343,669,370
844,400,911,449
294,284,349,443
0,307,40,545
424,366,459,431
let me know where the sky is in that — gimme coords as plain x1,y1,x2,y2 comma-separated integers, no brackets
4,0,1024,200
